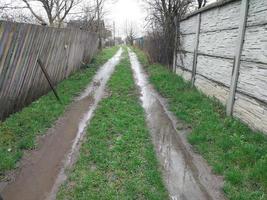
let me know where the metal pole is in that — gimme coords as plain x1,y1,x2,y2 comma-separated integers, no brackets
226,0,249,116
37,59,61,103
191,13,201,86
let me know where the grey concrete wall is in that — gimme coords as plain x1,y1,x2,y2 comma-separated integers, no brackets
176,0,267,134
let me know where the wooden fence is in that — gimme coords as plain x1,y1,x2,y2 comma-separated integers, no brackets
0,21,98,120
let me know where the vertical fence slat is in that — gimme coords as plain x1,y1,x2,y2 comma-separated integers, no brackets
0,21,98,120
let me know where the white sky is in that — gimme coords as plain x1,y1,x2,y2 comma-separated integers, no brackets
106,0,147,38
1,0,215,38
1,0,147,38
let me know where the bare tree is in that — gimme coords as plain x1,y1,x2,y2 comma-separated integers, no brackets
79,0,107,49
91,0,117,49
124,21,137,46
95,0,106,49
0,11,37,23
0,2,15,15
0,3,9,12
21,0,81,26
145,0,192,68
0,1,36,23
67,0,116,49
81,4,97,30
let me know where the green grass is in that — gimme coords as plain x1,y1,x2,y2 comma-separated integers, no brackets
0,46,119,178
132,47,267,200
57,50,168,200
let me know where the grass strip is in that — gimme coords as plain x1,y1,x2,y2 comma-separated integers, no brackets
0,46,119,177
132,47,267,200
57,50,168,200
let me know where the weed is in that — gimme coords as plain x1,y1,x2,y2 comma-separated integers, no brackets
0,47,119,177
132,47,267,200
57,50,168,200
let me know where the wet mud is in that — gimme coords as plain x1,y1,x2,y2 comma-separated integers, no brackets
128,49,225,200
0,48,123,200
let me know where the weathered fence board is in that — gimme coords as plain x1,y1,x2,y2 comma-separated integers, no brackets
0,21,98,120
176,0,267,134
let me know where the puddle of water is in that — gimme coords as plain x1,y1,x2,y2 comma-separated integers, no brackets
128,49,225,200
1,48,123,200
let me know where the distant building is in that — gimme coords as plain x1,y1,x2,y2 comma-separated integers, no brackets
133,37,144,48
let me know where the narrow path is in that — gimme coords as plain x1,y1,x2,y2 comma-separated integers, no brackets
56,52,169,199
128,49,225,200
2,48,123,200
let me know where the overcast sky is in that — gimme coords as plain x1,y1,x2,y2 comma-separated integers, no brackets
1,0,147,38
106,0,147,38
107,0,216,37
1,0,215,38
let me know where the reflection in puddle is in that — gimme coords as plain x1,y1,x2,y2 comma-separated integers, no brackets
49,48,123,200
2,48,123,200
128,49,225,200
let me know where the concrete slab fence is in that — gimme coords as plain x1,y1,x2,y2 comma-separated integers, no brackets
175,0,267,134
0,21,98,120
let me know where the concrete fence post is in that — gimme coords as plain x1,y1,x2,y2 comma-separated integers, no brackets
191,13,201,86
226,0,249,116
173,16,178,73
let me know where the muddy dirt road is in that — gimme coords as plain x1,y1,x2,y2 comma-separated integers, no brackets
1,48,123,200
128,49,225,200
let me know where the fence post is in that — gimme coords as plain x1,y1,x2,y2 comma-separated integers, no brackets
226,0,249,116
173,16,178,73
191,13,201,86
